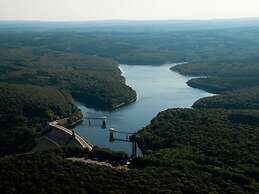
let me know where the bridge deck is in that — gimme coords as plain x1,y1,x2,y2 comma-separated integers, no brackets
109,128,134,135
84,116,107,120
49,121,93,151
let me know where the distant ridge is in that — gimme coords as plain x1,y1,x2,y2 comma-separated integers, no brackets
1,17,259,32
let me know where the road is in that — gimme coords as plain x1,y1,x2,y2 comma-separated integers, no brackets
67,158,115,168
49,121,93,151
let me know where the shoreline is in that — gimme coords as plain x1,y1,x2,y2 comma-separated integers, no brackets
71,63,214,156
111,96,137,110
73,64,137,112
170,64,216,97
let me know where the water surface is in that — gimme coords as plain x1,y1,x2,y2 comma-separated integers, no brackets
75,63,213,155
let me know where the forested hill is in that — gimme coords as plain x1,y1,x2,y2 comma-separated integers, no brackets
2,25,259,66
2,21,259,193
193,86,259,109
1,108,259,193
0,84,77,119
0,84,81,156
0,47,136,110
2,24,259,96
170,26,259,94
137,108,259,193
1,151,241,194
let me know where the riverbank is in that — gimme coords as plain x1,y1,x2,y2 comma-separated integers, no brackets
170,62,259,94
75,64,213,155
111,95,137,110
170,64,218,95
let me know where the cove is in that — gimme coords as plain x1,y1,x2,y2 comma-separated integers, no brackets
75,63,213,155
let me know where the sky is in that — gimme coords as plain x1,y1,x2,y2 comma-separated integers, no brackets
0,0,259,21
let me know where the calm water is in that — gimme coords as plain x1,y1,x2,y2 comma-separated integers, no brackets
75,63,213,155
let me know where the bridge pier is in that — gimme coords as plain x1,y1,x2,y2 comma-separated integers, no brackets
130,134,138,157
72,130,75,138
102,120,106,128
84,116,107,128
132,141,137,157
109,128,115,142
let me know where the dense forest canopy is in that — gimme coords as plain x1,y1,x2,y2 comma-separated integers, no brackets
1,27,259,66
1,20,259,193
0,47,136,110
137,108,259,193
193,86,259,109
1,149,258,194
2,23,259,96
0,84,80,156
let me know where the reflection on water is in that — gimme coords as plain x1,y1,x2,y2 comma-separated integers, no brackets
75,63,213,155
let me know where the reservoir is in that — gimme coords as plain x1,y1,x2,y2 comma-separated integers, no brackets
75,63,213,155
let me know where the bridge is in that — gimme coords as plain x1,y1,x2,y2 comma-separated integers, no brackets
109,128,133,135
84,116,107,120
84,116,107,128
59,115,139,157
109,128,138,157
49,117,139,157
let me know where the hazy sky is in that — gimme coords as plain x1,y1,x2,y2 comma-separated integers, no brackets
1,0,259,21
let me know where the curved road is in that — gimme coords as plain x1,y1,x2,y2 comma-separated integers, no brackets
49,121,93,151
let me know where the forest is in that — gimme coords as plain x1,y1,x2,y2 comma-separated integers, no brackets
2,24,259,94
2,25,259,96
1,21,259,193
0,83,82,156
1,147,258,194
1,119,259,194
193,86,259,109
0,47,136,110
137,108,259,193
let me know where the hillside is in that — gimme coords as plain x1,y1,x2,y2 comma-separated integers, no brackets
1,149,258,194
136,108,259,193
193,86,259,109
0,47,136,110
2,23,259,193
0,84,81,156
2,25,259,96
2,26,259,97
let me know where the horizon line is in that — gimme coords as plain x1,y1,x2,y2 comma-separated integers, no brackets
1,16,259,23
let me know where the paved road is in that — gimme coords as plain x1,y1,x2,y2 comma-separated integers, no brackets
49,121,93,151
67,158,114,168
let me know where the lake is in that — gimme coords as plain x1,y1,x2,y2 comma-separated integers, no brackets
75,63,213,155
